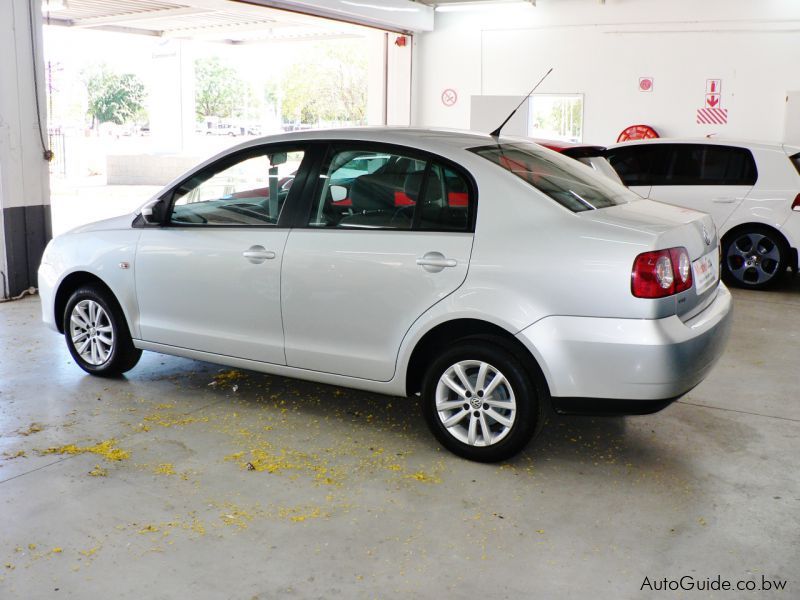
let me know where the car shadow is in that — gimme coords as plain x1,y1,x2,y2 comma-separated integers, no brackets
127,356,696,486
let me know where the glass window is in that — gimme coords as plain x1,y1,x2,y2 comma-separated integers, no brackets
605,145,666,187
661,144,757,186
417,165,471,231
308,148,472,231
171,149,304,225
471,142,629,212
528,94,584,143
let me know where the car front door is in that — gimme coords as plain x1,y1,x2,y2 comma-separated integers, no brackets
135,145,310,364
281,144,476,381
644,143,757,228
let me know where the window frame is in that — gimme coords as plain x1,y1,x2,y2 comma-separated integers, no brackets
291,141,478,233
137,142,318,229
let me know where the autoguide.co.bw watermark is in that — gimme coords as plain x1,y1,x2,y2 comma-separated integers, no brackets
641,574,787,593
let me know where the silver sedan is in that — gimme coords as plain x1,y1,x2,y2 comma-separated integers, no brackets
38,128,732,462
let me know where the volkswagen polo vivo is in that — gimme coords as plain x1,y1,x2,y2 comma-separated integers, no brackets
38,128,732,461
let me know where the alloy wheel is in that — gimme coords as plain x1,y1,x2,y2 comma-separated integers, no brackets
69,300,114,366
725,232,782,286
435,360,517,447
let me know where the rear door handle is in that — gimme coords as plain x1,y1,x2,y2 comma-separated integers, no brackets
417,251,457,272
243,245,276,264
712,197,736,204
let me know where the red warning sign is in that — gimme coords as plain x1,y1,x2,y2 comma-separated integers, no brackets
639,77,654,92
705,79,722,108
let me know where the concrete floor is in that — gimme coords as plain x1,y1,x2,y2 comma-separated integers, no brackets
1,280,798,599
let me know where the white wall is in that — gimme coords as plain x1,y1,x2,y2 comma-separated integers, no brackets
413,0,800,145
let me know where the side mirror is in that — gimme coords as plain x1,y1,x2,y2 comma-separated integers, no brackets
330,185,347,202
141,199,166,225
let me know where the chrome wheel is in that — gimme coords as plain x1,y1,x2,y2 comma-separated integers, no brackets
69,300,114,366
726,232,782,286
435,360,516,447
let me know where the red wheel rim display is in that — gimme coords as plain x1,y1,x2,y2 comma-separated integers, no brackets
617,124,659,143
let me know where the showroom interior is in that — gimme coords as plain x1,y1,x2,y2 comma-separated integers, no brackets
0,0,798,597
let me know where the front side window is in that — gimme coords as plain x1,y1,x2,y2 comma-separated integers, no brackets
472,142,629,212
171,148,305,225
308,147,472,231
605,145,665,187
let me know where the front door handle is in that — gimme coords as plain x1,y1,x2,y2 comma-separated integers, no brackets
712,197,736,204
243,245,276,264
417,251,457,272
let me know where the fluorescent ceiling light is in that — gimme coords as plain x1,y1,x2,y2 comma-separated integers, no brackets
435,1,531,11
340,1,420,12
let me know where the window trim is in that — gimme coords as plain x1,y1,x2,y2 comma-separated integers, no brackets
141,142,318,229
291,140,478,233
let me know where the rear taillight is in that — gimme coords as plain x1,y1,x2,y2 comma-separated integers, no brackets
631,247,693,298
792,193,800,211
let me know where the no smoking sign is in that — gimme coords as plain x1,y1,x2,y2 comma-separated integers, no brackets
441,88,458,107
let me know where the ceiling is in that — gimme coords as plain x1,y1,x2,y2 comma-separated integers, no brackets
41,0,371,44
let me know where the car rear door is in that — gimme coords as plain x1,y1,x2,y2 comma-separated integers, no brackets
135,144,311,364
603,143,660,199
644,143,756,228
280,143,476,382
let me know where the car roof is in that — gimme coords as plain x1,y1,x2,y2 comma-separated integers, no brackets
221,127,582,161
607,137,800,154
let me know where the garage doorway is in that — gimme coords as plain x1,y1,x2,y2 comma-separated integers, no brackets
42,0,412,235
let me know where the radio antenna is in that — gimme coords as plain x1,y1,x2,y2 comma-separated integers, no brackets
490,67,553,138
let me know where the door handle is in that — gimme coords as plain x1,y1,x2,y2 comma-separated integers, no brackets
417,251,457,272
711,197,736,204
243,245,276,264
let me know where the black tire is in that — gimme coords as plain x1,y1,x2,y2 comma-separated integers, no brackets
721,226,788,290
63,285,142,376
421,340,545,462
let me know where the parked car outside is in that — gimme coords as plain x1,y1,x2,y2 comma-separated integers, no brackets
605,139,800,289
38,128,732,462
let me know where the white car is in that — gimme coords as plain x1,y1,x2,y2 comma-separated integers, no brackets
38,129,732,462
605,139,800,289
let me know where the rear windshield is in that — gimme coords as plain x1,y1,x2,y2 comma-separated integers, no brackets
791,153,800,176
471,142,630,212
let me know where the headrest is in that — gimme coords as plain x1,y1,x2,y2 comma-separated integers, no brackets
349,174,397,211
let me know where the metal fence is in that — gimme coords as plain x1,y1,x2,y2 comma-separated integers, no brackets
48,128,66,177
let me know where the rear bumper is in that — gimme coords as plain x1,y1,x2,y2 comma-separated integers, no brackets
516,284,733,404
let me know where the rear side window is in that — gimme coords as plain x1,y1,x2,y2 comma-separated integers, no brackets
664,144,757,185
607,143,757,186
308,147,473,231
472,142,629,212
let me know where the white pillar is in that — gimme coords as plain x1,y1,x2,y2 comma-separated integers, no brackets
366,31,387,126
149,39,195,154
0,0,51,298
386,33,412,127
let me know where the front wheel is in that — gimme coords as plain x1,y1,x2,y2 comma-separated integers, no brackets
421,341,544,462
63,286,142,376
722,227,788,290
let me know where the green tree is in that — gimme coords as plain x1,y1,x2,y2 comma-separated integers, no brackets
84,66,146,127
281,40,367,125
194,57,246,119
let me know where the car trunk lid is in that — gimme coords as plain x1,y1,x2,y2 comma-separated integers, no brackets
579,199,720,319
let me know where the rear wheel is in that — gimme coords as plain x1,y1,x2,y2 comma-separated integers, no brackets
421,341,544,462
722,226,787,290
63,286,141,376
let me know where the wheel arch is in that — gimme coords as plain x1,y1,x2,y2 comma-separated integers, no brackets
404,318,550,398
54,271,117,333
